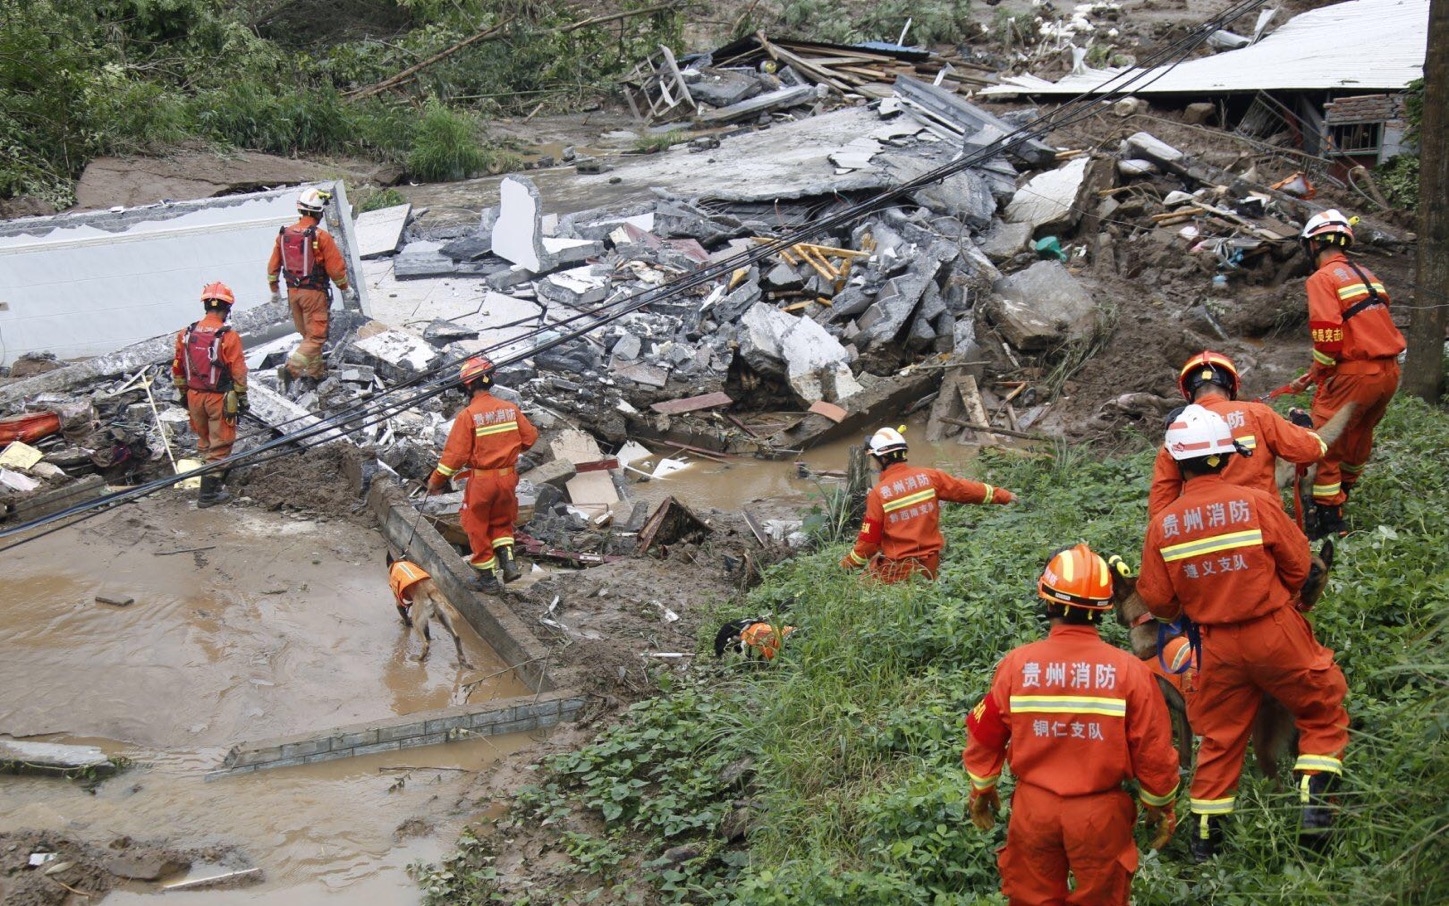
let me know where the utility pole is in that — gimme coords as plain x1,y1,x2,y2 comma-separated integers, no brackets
1403,0,1448,403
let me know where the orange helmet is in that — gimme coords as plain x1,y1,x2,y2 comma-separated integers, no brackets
459,355,494,387
1038,543,1114,611
201,281,235,307
1177,350,1240,401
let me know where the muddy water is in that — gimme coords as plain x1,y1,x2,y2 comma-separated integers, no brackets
0,494,537,901
626,421,985,514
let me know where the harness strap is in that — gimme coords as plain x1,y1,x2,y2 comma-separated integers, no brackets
1340,259,1386,322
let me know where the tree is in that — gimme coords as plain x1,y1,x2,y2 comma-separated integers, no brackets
1404,0,1448,403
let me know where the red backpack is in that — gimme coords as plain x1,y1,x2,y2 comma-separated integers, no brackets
278,224,327,289
182,322,234,392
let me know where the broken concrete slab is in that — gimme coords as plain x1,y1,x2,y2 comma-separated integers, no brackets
521,457,576,489
246,383,353,446
536,266,611,308
986,260,1101,353
979,220,1033,263
767,367,937,453
738,302,859,404
350,326,444,383
892,76,1057,168
492,176,549,272
686,68,765,108
650,391,732,415
695,84,819,125
1004,156,1089,235
0,738,118,777
421,320,479,348
1124,132,1185,171
354,203,411,258
614,362,671,388
883,156,998,232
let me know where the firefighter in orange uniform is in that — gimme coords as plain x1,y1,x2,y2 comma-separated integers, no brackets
172,282,248,509
1148,351,1325,516
386,553,429,626
1138,404,1349,860
267,186,351,389
427,356,538,593
1289,209,1406,538
964,543,1180,905
840,427,1015,583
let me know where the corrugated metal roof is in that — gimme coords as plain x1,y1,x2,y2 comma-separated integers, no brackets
0,186,356,366
982,0,1428,97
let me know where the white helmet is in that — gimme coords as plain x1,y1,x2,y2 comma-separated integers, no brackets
1164,404,1237,462
1301,209,1354,247
297,187,332,214
867,426,908,457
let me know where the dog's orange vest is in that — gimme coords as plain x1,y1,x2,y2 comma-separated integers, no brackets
389,560,430,606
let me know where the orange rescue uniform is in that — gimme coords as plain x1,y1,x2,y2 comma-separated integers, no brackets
844,461,1012,583
429,391,538,576
171,312,247,463
389,560,430,621
1147,395,1325,516
1303,252,1405,506
964,624,1180,906
267,215,350,380
1138,474,1348,820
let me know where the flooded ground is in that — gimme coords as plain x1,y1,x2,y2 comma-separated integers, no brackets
0,493,538,902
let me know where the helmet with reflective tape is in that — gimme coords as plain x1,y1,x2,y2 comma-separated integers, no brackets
459,355,494,387
1301,208,1354,248
867,426,908,457
200,281,235,307
297,187,332,215
1164,403,1236,462
1178,350,1240,401
1038,542,1114,611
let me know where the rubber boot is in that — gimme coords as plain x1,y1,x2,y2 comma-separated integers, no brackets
1309,504,1347,541
468,567,503,594
1189,814,1224,864
1299,772,1339,852
197,475,232,509
497,545,523,583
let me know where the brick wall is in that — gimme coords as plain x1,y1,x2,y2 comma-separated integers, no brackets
1323,93,1404,124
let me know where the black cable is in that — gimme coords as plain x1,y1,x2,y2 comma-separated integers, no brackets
0,0,1273,551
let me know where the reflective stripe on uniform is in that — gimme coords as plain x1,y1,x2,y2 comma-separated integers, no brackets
1159,529,1262,563
967,771,999,791
1190,796,1236,815
1140,783,1179,808
474,420,519,437
846,550,868,566
1007,695,1127,718
1336,282,1385,300
436,463,460,477
1312,481,1341,498
1237,434,1257,451
471,557,498,571
1313,349,1337,366
491,536,515,549
882,488,936,513
1293,754,1343,775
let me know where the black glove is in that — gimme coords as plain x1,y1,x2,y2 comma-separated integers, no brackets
1288,407,1313,428
236,391,250,416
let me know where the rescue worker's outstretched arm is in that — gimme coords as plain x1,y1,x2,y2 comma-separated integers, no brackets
1260,407,1328,466
963,663,1011,830
933,471,1016,506
841,489,884,569
428,408,475,493
1126,670,1181,849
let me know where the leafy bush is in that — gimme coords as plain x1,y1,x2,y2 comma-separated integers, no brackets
1378,154,1419,212
406,100,489,182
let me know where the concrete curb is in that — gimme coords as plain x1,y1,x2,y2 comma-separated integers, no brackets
209,690,585,778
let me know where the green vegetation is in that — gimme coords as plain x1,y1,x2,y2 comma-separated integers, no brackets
633,130,690,154
1376,77,1425,212
418,397,1449,904
0,0,685,205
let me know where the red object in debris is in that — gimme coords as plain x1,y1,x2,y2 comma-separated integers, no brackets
0,411,61,445
808,400,848,423
649,391,733,415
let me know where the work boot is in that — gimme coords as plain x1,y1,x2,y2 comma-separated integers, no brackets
468,567,503,594
1299,772,1339,852
497,545,523,583
277,364,294,395
197,475,232,509
1189,814,1224,864
1308,504,1347,541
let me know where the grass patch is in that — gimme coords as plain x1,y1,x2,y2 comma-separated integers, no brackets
420,396,1449,904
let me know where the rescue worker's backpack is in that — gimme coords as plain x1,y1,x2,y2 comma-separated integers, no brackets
278,224,327,290
182,322,234,392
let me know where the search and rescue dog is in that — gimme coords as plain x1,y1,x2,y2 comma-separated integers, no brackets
713,618,796,662
1113,538,1334,778
386,553,472,669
